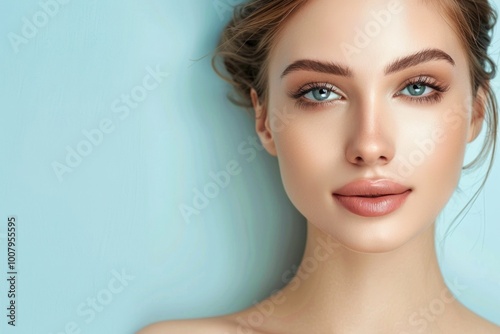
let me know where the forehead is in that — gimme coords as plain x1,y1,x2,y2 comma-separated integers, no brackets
268,0,466,76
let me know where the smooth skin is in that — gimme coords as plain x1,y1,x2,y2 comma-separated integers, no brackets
138,0,500,333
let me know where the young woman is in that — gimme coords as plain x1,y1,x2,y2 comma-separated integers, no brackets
139,0,500,332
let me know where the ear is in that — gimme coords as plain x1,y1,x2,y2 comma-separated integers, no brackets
251,88,277,156
467,85,487,143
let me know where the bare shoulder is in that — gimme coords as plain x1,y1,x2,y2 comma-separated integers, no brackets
470,315,500,333
452,305,500,334
136,316,245,334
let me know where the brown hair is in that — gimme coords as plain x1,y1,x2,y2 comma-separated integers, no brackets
212,0,308,109
428,0,498,236
212,0,498,233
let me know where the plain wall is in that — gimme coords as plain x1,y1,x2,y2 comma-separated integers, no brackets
0,1,499,333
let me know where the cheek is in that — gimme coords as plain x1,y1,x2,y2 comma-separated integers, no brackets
434,104,471,171
407,105,471,210
271,113,344,210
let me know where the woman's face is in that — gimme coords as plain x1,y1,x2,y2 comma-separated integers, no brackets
254,0,484,253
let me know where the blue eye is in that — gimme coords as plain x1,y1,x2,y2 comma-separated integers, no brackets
304,88,341,102
401,83,433,97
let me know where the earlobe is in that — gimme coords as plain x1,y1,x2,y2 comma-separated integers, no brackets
251,89,277,156
467,86,487,143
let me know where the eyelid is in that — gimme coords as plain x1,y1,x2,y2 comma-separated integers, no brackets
288,82,346,109
288,82,344,99
396,75,449,94
288,75,450,109
394,75,450,104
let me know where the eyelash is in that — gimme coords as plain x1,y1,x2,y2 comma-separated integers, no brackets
289,82,342,109
397,76,449,104
288,76,450,109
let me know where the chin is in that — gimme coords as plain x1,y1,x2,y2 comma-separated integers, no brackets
335,230,422,254
312,211,435,254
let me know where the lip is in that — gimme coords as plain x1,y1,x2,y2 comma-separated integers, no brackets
332,179,412,217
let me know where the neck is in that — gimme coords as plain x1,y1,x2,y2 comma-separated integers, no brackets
271,222,462,333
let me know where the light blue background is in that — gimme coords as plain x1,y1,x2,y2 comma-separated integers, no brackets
0,1,499,333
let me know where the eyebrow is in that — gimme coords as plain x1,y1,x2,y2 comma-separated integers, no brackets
280,59,353,78
280,48,455,79
384,48,455,74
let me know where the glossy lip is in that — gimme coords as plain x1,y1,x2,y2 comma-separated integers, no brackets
332,179,412,217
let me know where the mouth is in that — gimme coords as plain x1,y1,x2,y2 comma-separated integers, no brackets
350,194,402,198
336,190,409,198
332,179,412,217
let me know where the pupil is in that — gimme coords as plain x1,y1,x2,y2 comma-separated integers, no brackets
314,88,329,100
410,84,425,96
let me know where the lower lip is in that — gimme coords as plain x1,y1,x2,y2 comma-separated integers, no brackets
333,190,411,217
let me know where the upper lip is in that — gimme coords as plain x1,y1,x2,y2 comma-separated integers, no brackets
333,179,411,197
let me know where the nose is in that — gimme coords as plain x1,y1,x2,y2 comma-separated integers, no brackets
345,99,395,167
